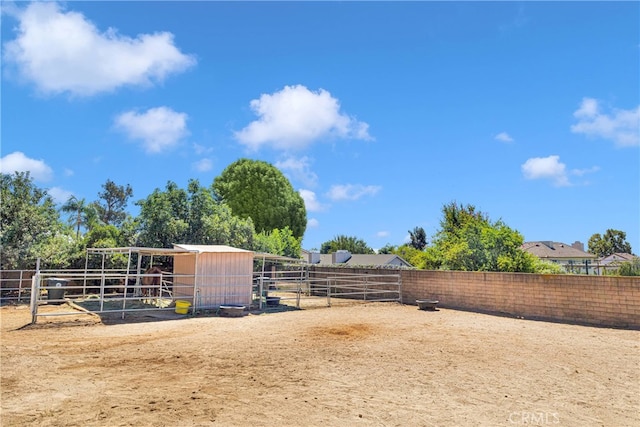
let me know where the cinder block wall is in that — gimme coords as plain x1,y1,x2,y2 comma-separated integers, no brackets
310,267,640,329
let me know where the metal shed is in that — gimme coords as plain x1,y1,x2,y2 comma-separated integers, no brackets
172,244,255,308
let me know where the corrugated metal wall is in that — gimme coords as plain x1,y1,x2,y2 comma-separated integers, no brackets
174,252,253,308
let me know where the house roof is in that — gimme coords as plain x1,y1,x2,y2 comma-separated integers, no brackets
521,241,597,260
315,253,412,267
599,252,636,263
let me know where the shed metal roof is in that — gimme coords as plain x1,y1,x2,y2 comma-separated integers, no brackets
173,244,254,254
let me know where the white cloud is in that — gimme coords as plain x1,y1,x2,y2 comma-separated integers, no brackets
3,2,195,96
115,107,189,153
495,132,514,143
571,98,640,147
193,143,213,156
47,186,73,204
571,166,600,177
299,189,325,212
376,231,389,238
521,155,570,187
0,151,53,181
63,168,74,177
326,184,381,201
275,156,318,187
307,218,319,228
193,158,213,172
234,84,372,151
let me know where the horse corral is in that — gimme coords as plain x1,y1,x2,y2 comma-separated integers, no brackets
1,303,638,426
23,246,402,324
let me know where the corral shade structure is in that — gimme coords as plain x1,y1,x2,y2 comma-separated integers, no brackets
172,244,254,309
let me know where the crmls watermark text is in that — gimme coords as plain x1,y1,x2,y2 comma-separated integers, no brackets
508,411,560,425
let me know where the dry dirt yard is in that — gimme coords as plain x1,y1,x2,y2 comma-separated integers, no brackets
1,302,638,427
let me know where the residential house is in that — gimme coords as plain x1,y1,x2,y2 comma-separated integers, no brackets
302,249,413,268
598,252,637,275
521,241,598,274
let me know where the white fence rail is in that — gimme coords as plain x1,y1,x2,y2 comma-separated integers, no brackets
255,269,402,310
3,267,402,323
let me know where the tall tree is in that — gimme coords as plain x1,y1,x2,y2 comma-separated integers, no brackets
254,227,301,259
136,181,190,248
94,179,133,227
588,229,632,257
408,226,427,250
212,159,307,239
136,180,255,249
0,172,66,269
320,235,375,254
61,196,88,238
429,201,535,272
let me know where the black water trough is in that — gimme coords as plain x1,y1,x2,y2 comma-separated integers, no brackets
219,304,245,317
417,299,439,311
266,296,281,307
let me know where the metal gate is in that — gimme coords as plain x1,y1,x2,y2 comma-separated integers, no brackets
254,267,402,310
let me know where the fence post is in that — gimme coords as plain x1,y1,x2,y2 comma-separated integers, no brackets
17,270,24,303
30,259,41,324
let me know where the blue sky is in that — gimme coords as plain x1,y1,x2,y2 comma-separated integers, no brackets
2,1,639,253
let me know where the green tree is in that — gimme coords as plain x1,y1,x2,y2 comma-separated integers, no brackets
32,232,85,269
254,227,301,258
378,243,396,254
94,179,133,227
617,257,640,276
61,196,93,238
320,235,374,254
393,245,428,269
0,172,66,269
136,181,189,248
408,226,427,250
588,229,633,257
212,159,307,239
430,202,535,272
136,180,255,249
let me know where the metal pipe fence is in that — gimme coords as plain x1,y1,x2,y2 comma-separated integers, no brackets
4,266,402,323
255,269,402,310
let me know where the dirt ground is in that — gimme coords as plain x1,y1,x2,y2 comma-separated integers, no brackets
1,302,638,427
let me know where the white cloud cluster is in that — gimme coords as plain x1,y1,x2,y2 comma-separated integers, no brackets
234,85,372,151
0,151,74,203
3,2,195,96
114,107,189,153
521,155,600,187
495,132,514,143
326,184,381,201
521,155,569,187
299,189,325,213
0,151,53,182
275,156,318,188
571,98,640,147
